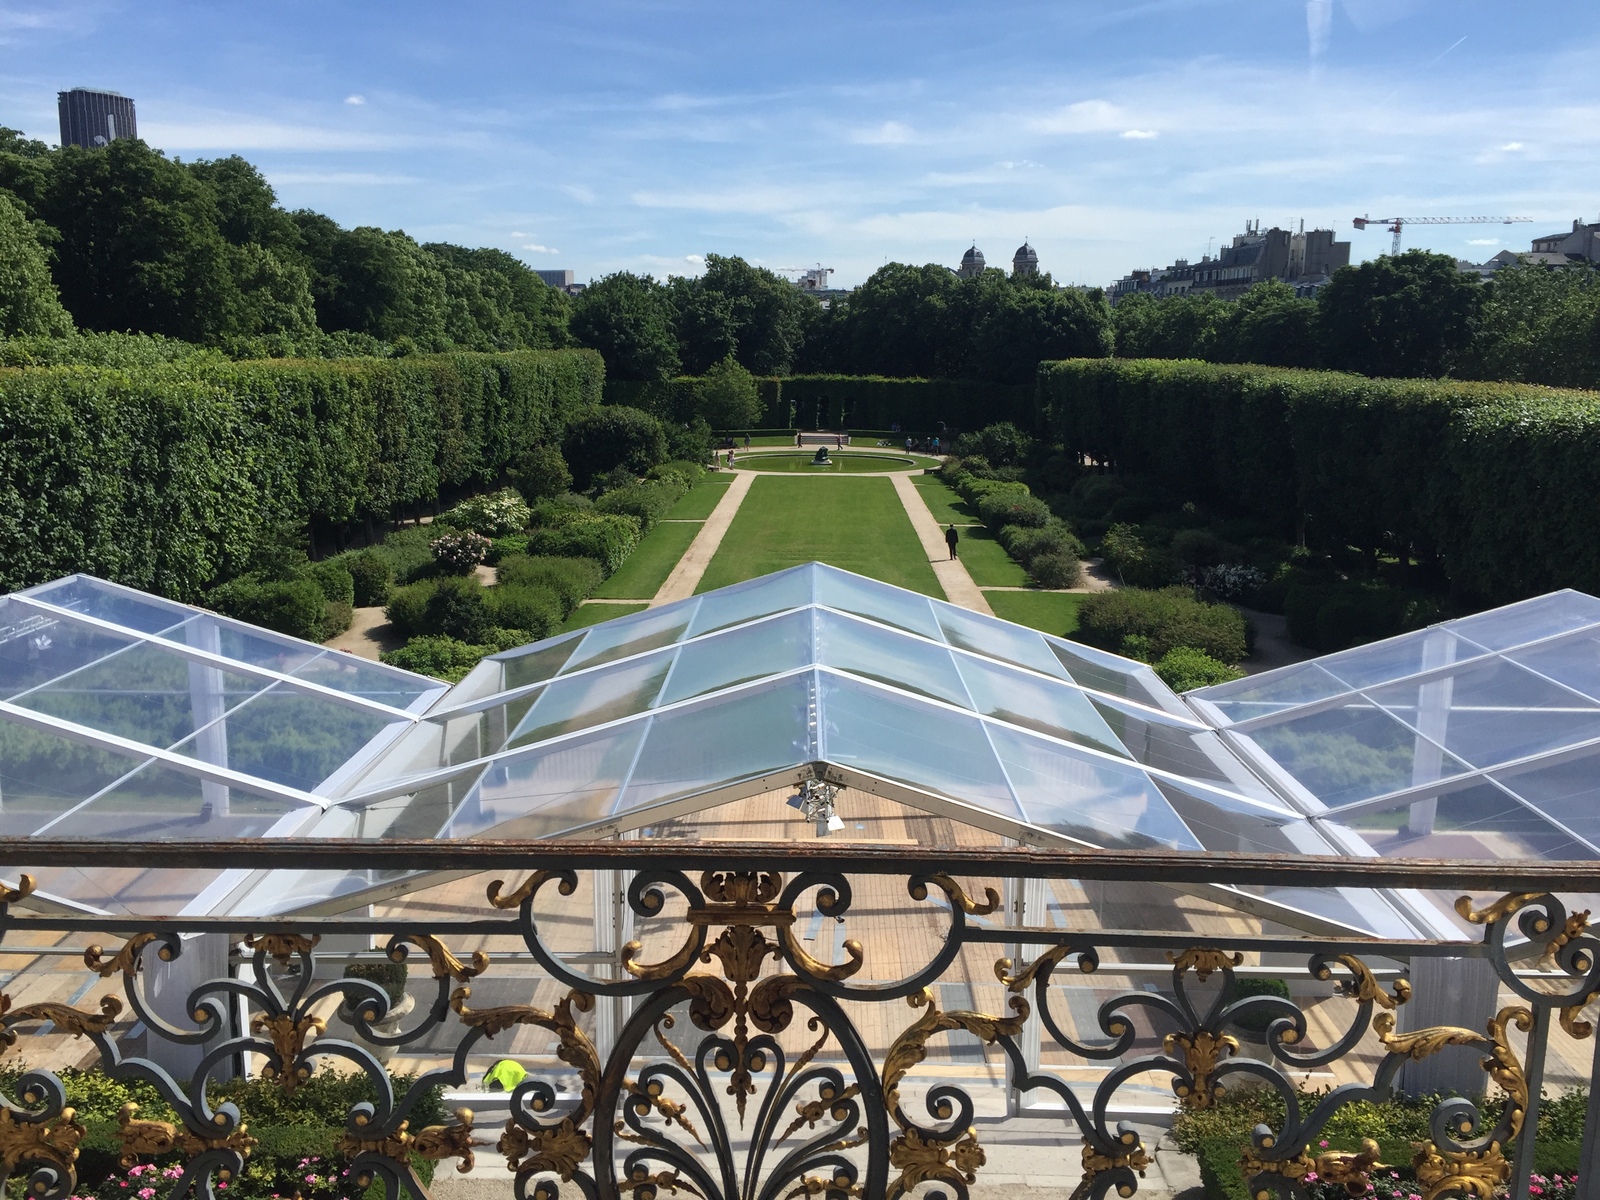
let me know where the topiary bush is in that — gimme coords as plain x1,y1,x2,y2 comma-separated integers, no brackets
999,520,1085,567
648,460,707,490
382,634,498,682
1153,645,1245,691
1075,586,1250,663
594,479,689,532
563,405,668,489
344,550,393,606
385,575,491,641
208,577,329,642
977,490,1052,530
496,554,604,615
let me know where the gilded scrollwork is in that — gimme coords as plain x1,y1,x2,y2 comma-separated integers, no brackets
1165,1029,1239,1110
0,876,36,905
242,931,321,968
386,933,489,982
1167,947,1245,981
0,1102,84,1191
1075,1130,1153,1200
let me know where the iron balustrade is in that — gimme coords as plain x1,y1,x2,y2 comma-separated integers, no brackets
0,840,1597,1200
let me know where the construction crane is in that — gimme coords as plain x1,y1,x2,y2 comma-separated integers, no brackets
1353,215,1532,257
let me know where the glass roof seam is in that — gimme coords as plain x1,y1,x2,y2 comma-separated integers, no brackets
9,595,432,722
1487,648,1600,711
1211,727,1330,816
1494,785,1600,857
27,755,163,838
610,711,659,818
3,630,150,707
0,698,330,811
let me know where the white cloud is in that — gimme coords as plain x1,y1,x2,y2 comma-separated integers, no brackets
345,94,367,106
1029,99,1129,135
1121,129,1158,140
1467,238,1500,245
520,243,559,254
561,184,596,204
511,231,529,238
1306,0,1333,59
267,171,418,186
684,254,705,266
1500,141,1525,151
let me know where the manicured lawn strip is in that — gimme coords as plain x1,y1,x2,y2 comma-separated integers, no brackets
696,476,945,598
561,602,648,632
957,528,1031,587
911,475,980,525
983,590,1086,637
592,520,702,599
666,479,733,520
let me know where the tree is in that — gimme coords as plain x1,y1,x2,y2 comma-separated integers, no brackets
808,262,965,376
570,272,680,381
1111,290,1232,359
0,190,72,336
563,406,669,487
683,254,816,375
967,282,1113,383
1317,250,1483,378
1219,280,1318,367
511,445,574,499
292,218,455,346
425,244,570,350
696,356,763,428
1459,262,1600,390
186,156,300,251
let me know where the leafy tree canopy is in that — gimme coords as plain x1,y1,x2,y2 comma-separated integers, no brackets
0,190,72,337
1316,250,1482,378
569,271,681,381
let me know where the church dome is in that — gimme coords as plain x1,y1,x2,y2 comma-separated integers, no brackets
961,245,985,268
1012,242,1039,276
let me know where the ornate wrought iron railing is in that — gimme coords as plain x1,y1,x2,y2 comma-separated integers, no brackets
0,840,1597,1200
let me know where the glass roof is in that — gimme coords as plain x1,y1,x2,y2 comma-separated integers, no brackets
1189,591,1600,865
0,575,447,914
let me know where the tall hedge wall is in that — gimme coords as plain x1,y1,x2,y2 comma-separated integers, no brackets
781,375,1035,433
602,376,786,427
1038,357,1600,601
0,349,603,598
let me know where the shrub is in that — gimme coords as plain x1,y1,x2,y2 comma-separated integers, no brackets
510,444,572,500
368,526,437,584
343,960,408,1006
1100,523,1182,588
1028,552,1082,589
385,575,490,640
485,582,564,639
648,459,707,490
594,479,689,531
497,554,604,614
563,405,668,488
384,578,436,638
430,530,492,574
665,415,714,463
1154,645,1246,691
999,520,1085,566
1196,562,1268,604
440,488,532,537
977,490,1051,530
526,513,642,575
382,634,497,682
1075,586,1250,663
952,421,1034,466
344,550,393,606
1284,580,1443,651
1227,976,1292,1034
305,558,355,606
696,356,763,428
208,576,329,642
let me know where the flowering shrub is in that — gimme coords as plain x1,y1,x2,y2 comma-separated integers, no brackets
1305,1168,1576,1200
429,531,492,573
440,488,532,538
1195,562,1267,603
67,1154,360,1200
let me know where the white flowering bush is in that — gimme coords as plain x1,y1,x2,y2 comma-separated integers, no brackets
1195,562,1266,602
440,488,531,537
430,530,492,573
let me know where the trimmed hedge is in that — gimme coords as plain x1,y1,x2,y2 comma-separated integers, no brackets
0,349,603,599
605,376,787,428
1038,358,1600,602
1075,586,1250,663
525,512,642,575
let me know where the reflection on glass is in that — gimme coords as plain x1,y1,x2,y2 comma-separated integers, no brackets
1191,662,1348,722
1508,632,1600,705
447,723,645,839
0,721,147,836
1446,591,1600,652
819,672,1017,816
621,675,815,813
0,602,138,701
1250,701,1469,808
1493,754,1600,851
933,603,1069,679
289,653,436,710
498,632,584,691
989,724,1198,849
1153,778,1294,854
170,685,395,792
661,610,811,706
166,615,323,677
1316,628,1486,691
956,653,1127,756
688,567,813,637
14,642,266,749
73,762,303,840
1368,657,1600,769
1334,780,1594,861
1045,637,1167,705
23,576,191,634
818,610,968,707
815,569,940,639
562,606,693,673
1096,699,1277,798
508,652,672,747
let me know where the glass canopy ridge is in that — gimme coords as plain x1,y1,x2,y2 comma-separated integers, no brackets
1188,589,1600,864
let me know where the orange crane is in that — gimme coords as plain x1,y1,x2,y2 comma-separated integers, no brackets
1353,215,1532,256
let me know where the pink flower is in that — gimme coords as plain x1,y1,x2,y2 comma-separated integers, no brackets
1318,1140,1329,1148
138,1188,155,1198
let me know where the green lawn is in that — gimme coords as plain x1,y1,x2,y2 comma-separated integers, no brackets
696,476,945,598
734,452,932,473
983,590,1086,637
665,479,733,519
592,520,701,599
956,527,1031,587
560,601,649,632
911,475,979,525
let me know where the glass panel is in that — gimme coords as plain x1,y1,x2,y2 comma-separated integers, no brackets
1493,753,1600,851
1447,591,1600,652
1317,627,1488,690
161,614,322,675
660,610,812,706
17,863,233,917
955,653,1128,757
1093,698,1283,802
1367,657,1600,769
818,610,968,707
1507,631,1600,705
444,723,645,839
561,606,694,673
987,724,1199,850
1190,662,1348,723
818,672,1018,817
620,675,816,813
814,568,940,639
1045,636,1171,706
0,721,147,836
1333,780,1595,861
288,653,437,711
13,641,267,749
508,653,673,747
933,603,1071,678
497,631,584,690
170,684,397,792
21,576,192,634
688,567,813,637
68,761,306,840
1248,700,1471,808
1154,779,1298,854
0,600,139,701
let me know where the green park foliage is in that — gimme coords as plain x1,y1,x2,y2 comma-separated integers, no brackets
1040,356,1600,602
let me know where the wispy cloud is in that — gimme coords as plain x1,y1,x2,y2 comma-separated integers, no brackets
1306,0,1332,60
344,94,366,106
851,120,914,145
267,171,419,185
1467,238,1500,245
1121,129,1158,140
520,243,559,253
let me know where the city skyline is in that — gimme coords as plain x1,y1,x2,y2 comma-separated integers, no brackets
1,0,1595,287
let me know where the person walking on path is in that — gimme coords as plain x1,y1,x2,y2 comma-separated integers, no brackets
945,524,959,560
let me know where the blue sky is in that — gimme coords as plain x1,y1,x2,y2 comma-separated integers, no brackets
2,1,1595,288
